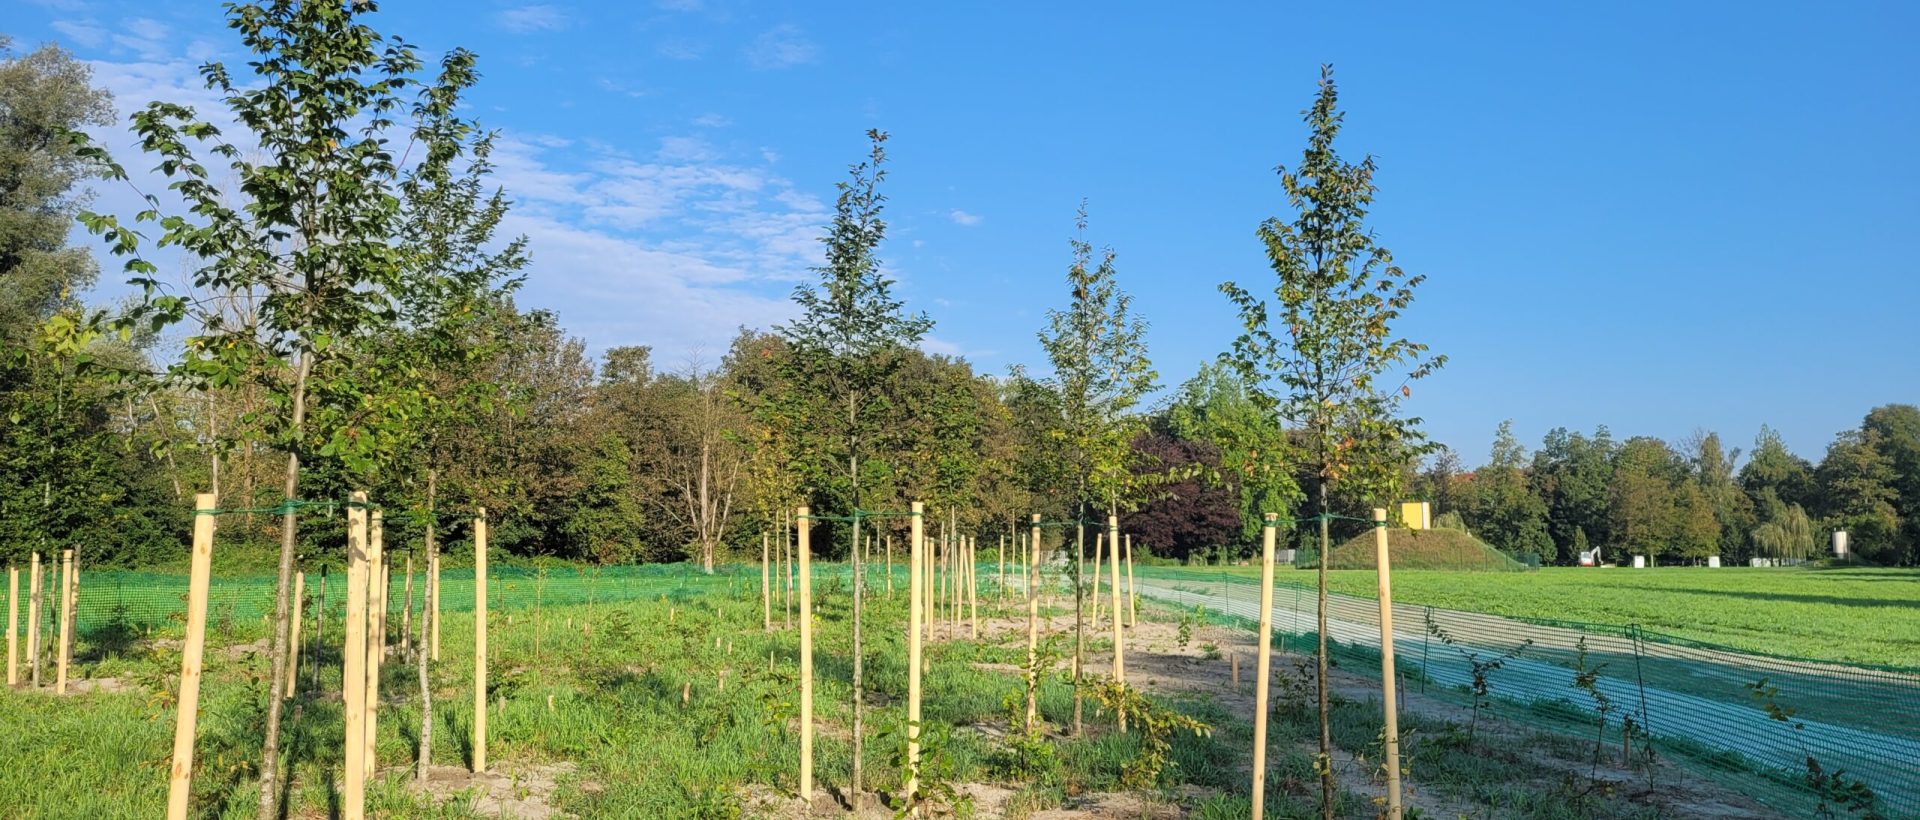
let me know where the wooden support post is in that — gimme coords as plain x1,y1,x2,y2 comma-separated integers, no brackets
1231,651,1240,689
797,505,813,801
1025,514,1040,733
1375,508,1403,819
906,502,924,813
1091,532,1104,628
761,531,772,632
430,544,441,661
5,564,14,686
473,508,489,774
1251,513,1278,820
56,548,73,694
26,552,39,687
1125,533,1137,628
886,534,894,598
342,492,370,819
366,511,385,780
401,553,413,658
1108,514,1125,732
997,534,1006,602
967,535,978,638
286,571,304,697
165,494,219,820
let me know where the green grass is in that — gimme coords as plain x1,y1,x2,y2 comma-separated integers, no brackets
1164,564,1920,668
1318,527,1529,571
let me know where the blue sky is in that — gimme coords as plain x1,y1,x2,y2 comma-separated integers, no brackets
13,0,1918,467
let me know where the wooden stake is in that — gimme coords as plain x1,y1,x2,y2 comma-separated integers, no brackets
1251,513,1278,820
473,507,489,774
165,494,218,820
342,492,370,819
997,534,1006,602
5,565,15,686
886,534,893,598
1091,532,1104,628
1108,514,1125,732
907,502,924,809
1125,533,1137,628
401,553,413,658
366,511,385,780
967,535,978,639
761,531,771,632
1025,514,1040,733
286,570,304,697
796,505,813,801
430,542,441,662
56,548,73,694
1231,651,1240,689
1374,508,1403,819
26,552,39,687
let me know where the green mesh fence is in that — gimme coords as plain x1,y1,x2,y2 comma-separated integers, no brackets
1130,564,1920,819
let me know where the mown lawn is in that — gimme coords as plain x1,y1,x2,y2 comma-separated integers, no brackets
1165,564,1920,668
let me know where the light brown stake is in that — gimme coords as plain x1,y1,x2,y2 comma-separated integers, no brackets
761,531,771,632
1251,514,1278,820
997,534,1006,603
967,535,978,638
1374,508,1403,819
430,543,441,661
796,506,814,800
55,548,73,694
1107,515,1125,732
473,508,489,773
906,502,925,810
1025,514,1040,733
1231,651,1240,689
366,511,385,780
886,534,893,598
1090,532,1104,628
165,494,219,820
342,492,370,819
1126,533,1137,628
401,553,414,658
26,552,39,687
286,571,304,697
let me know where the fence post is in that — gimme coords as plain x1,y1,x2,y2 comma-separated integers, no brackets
1373,508,1402,820
472,507,488,774
1251,513,1278,820
401,553,413,658
286,570,304,697
342,491,370,819
1025,514,1040,733
906,502,924,814
1091,532,1104,628
165,493,218,820
761,531,771,632
796,505,813,802
429,543,440,662
1125,533,1137,628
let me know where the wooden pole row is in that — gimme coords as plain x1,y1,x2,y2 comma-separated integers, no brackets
1107,514,1126,733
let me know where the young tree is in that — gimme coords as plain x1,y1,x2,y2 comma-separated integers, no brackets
78,5,489,812
1038,203,1157,735
1165,361,1300,548
775,129,931,801
1218,66,1442,818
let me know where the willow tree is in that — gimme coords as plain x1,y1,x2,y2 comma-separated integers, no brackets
776,129,931,802
1220,66,1442,820
78,4,492,814
1038,204,1156,736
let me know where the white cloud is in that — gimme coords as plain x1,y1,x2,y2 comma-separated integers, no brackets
596,76,648,98
495,4,570,33
949,209,982,227
691,112,731,128
49,20,108,48
109,18,174,61
744,24,817,70
656,39,705,61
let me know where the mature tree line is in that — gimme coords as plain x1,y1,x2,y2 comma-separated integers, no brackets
1417,409,1920,566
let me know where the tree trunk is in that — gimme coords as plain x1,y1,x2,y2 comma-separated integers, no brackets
847,388,865,804
416,470,437,782
699,436,715,574
1316,479,1333,820
257,349,312,820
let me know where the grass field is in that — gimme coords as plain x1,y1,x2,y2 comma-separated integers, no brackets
0,563,1747,818
1173,564,1920,668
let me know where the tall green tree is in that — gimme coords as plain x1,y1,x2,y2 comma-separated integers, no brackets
78,4,491,811
1609,437,1682,563
1218,66,1442,819
1814,430,1901,563
1532,426,1616,562
1165,361,1300,548
1861,404,1920,564
775,129,931,800
1038,203,1157,735
1470,420,1552,562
